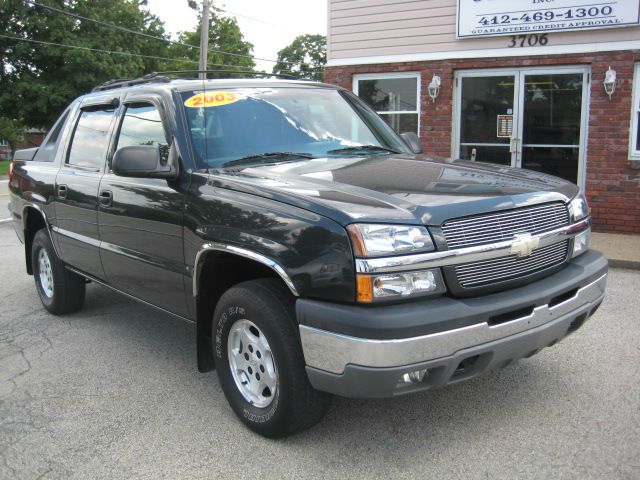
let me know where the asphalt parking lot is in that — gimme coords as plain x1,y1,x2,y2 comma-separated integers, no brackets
0,221,639,480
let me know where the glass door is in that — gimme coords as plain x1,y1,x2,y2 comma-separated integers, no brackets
455,67,588,187
458,75,517,166
518,72,585,185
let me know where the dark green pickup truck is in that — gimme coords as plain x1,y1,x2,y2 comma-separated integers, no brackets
8,74,607,437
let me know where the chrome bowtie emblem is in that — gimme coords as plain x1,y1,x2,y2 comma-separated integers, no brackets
510,233,539,258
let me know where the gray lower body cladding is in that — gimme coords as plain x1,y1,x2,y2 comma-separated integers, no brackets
305,299,601,398
296,251,607,398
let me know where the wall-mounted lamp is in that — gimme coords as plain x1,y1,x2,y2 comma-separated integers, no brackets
603,66,616,100
428,75,441,102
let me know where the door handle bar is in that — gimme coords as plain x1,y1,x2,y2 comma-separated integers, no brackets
99,190,113,208
57,184,67,199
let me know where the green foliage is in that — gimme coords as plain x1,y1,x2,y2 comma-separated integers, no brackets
0,0,174,129
0,117,25,156
272,34,326,81
167,11,255,76
0,0,256,131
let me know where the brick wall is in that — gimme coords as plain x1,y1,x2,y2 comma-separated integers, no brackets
325,50,640,234
17,132,46,150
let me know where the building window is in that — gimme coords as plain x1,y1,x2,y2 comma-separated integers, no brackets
630,64,640,160
353,73,420,135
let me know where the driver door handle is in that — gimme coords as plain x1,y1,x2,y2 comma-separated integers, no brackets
57,184,67,199
99,190,113,208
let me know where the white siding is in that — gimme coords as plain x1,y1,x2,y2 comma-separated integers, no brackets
328,0,640,62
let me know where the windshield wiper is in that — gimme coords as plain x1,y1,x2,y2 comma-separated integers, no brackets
222,152,315,168
326,145,401,155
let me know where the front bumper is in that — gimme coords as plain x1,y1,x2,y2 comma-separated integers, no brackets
297,250,608,398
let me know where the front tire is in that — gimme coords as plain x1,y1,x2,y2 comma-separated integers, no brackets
213,278,331,438
31,229,86,314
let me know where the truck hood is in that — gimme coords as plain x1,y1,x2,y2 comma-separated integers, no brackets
208,154,580,226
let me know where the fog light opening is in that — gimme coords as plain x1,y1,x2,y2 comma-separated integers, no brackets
572,227,591,258
452,355,481,379
567,313,588,334
401,369,428,384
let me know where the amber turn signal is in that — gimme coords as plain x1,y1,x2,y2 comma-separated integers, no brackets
346,224,366,257
356,274,373,303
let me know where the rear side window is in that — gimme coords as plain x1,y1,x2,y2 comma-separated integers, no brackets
67,107,116,169
32,109,70,163
115,103,169,163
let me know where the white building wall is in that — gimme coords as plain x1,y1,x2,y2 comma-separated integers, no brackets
328,0,640,65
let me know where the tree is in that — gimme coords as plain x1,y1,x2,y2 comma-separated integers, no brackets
272,34,326,81
0,0,179,130
0,1,258,134
0,117,24,158
165,11,255,76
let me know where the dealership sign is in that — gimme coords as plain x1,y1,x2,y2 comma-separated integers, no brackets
457,0,640,37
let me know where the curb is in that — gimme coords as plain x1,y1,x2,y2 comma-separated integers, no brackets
608,259,640,270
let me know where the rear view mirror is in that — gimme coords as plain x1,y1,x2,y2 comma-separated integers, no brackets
400,132,422,154
112,144,178,179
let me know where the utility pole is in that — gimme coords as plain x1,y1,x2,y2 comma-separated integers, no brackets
198,0,210,79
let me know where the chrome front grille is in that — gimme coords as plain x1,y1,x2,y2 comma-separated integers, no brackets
442,202,571,289
442,202,569,249
455,240,570,287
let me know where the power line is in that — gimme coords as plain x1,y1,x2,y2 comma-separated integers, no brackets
22,0,195,50
0,33,253,70
212,5,285,29
0,34,318,79
0,33,197,64
22,0,303,67
189,1,324,72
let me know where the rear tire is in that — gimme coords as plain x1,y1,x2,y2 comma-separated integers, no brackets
213,278,331,438
31,229,86,314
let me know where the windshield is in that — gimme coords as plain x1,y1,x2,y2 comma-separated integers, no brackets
180,87,411,169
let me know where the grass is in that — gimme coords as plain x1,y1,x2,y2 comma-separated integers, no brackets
0,160,9,176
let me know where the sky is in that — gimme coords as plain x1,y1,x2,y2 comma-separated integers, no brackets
145,0,328,72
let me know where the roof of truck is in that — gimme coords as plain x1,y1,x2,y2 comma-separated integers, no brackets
90,72,338,94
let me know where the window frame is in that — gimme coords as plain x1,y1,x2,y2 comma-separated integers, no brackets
352,72,421,135
629,63,640,160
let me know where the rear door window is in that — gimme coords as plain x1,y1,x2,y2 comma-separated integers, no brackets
67,107,116,169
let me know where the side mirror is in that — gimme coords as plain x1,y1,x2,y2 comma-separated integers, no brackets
400,132,422,154
112,144,178,179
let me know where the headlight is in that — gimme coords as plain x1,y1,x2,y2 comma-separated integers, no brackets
569,193,589,221
357,269,446,303
347,224,434,257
